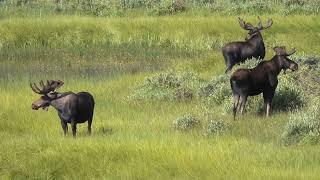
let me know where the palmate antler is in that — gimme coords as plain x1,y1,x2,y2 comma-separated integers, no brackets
30,80,64,94
257,16,273,30
273,46,296,56
285,48,296,56
238,17,255,30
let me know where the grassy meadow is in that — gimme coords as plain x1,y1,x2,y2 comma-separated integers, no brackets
1,3,320,179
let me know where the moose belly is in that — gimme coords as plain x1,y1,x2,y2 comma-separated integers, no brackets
247,85,264,96
248,90,263,96
64,118,88,124
247,82,271,96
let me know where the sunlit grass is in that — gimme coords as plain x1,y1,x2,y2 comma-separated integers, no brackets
0,15,320,179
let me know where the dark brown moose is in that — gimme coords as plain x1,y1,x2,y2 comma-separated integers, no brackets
31,80,95,138
230,46,298,119
222,17,273,73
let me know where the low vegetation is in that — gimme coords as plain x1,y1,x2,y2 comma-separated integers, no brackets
1,0,320,17
0,5,320,178
173,114,200,130
129,72,204,101
205,119,228,136
282,97,320,145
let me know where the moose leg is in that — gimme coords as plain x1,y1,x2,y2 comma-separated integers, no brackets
60,120,68,136
263,91,275,117
239,95,248,115
233,94,240,120
223,53,237,73
71,119,77,138
58,113,68,136
88,117,92,135
225,62,235,73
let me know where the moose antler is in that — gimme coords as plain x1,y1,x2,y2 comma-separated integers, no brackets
238,17,254,30
257,16,263,29
258,17,273,30
286,48,296,56
30,80,64,94
273,46,296,56
273,46,286,56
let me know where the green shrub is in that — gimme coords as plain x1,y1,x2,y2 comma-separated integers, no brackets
283,0,305,6
206,120,228,136
173,115,200,130
129,72,204,101
150,0,187,16
282,98,320,145
273,73,305,112
199,74,230,105
1,0,320,17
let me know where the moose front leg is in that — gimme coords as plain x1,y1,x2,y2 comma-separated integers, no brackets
58,113,68,136
263,90,275,117
71,119,77,138
60,120,68,136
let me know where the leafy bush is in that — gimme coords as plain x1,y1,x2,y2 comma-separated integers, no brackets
291,56,320,98
150,0,187,16
206,120,228,136
282,98,320,145
273,74,305,112
129,72,204,101
199,74,230,105
173,115,200,130
1,0,320,16
283,0,305,6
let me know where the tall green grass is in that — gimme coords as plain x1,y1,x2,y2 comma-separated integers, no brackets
0,15,320,179
0,0,319,17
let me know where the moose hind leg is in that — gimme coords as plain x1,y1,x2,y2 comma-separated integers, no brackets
239,95,248,115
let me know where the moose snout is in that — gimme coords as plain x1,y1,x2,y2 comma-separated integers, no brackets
291,64,298,71
32,103,39,110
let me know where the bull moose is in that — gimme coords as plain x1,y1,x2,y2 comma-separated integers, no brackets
30,80,95,138
230,46,298,119
222,17,273,73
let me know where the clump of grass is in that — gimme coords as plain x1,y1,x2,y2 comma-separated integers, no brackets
129,72,204,101
282,97,320,145
173,115,200,130
150,0,187,16
2,0,320,17
206,120,228,136
199,74,230,104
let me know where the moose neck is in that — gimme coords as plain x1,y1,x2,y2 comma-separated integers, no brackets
270,56,284,75
247,33,264,48
49,92,73,112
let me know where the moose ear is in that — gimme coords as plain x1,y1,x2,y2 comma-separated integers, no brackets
273,46,286,55
257,16,263,29
273,46,280,54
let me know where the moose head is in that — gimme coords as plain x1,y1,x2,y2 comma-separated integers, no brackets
30,80,64,110
273,46,298,72
239,17,273,41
